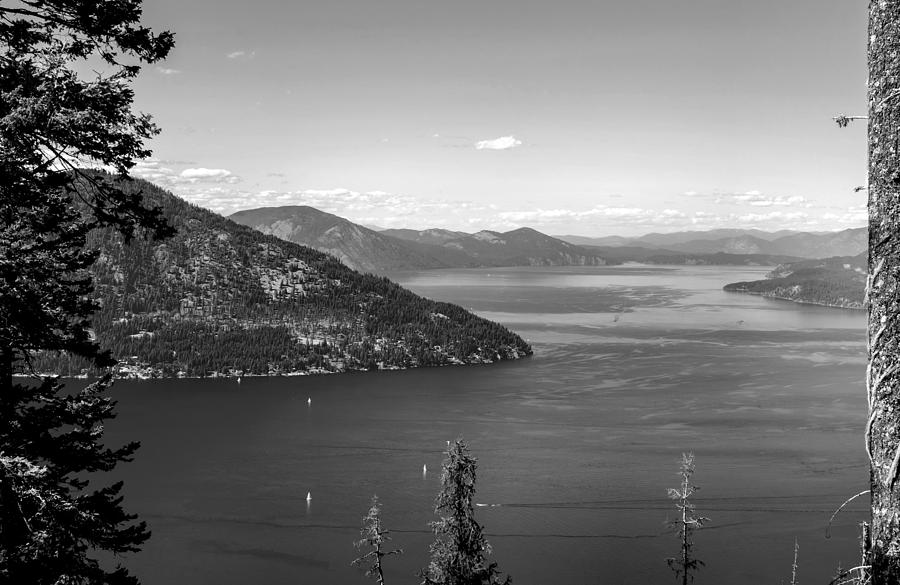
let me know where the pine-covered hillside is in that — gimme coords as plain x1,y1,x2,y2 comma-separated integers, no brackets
722,254,866,309
35,176,532,377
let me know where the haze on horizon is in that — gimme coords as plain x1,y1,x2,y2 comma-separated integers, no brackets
131,0,868,238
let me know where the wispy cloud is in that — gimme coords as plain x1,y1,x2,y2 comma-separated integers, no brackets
683,189,811,208
130,160,864,236
822,205,867,226
180,168,235,181
475,136,522,151
130,161,240,186
156,67,181,75
226,50,256,60
719,191,809,207
495,206,689,230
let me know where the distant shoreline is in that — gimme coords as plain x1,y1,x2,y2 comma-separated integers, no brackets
724,289,864,311
20,351,534,381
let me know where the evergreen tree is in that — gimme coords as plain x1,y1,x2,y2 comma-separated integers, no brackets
0,1,173,583
420,439,510,585
0,375,148,584
1,0,174,378
666,453,707,585
351,495,402,585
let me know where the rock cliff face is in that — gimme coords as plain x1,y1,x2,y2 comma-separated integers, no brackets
34,178,532,378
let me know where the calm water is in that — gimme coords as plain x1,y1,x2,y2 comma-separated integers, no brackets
103,265,868,585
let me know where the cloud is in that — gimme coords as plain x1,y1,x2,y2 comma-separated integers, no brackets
727,192,809,207
822,205,867,225
156,67,181,75
128,161,241,186
226,50,256,60
170,184,868,235
129,160,864,236
474,136,522,150
130,159,178,184
175,186,497,226
733,211,809,223
496,206,688,229
181,168,232,180
682,190,808,207
179,168,240,184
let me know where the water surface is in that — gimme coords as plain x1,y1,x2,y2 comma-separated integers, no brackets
105,265,867,585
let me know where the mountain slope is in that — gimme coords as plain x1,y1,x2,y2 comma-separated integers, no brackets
229,206,473,272
660,234,776,255
388,226,612,267
34,178,532,377
632,228,803,246
765,228,866,258
233,206,613,271
380,228,470,246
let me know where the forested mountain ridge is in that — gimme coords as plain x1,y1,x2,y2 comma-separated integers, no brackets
722,253,866,309
232,206,614,273
34,176,532,377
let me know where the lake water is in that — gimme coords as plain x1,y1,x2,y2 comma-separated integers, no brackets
103,264,868,585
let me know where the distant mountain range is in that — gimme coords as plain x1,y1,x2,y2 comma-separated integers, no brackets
35,177,532,377
384,226,611,267
558,228,806,247
231,205,866,272
722,253,866,309
231,207,612,273
557,228,866,259
580,246,802,266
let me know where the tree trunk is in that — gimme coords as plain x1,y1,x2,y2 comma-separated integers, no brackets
868,1,900,582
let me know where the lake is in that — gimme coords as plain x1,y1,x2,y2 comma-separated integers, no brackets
103,264,868,585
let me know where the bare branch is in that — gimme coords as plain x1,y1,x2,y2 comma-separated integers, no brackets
826,491,871,538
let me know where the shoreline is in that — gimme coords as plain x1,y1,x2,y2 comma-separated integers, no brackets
19,349,534,381
724,288,864,311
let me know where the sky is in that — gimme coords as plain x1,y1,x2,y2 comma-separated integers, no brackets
127,0,869,237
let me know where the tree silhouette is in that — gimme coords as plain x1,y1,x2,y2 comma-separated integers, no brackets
352,495,402,584
666,453,708,585
0,1,173,582
420,439,510,585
